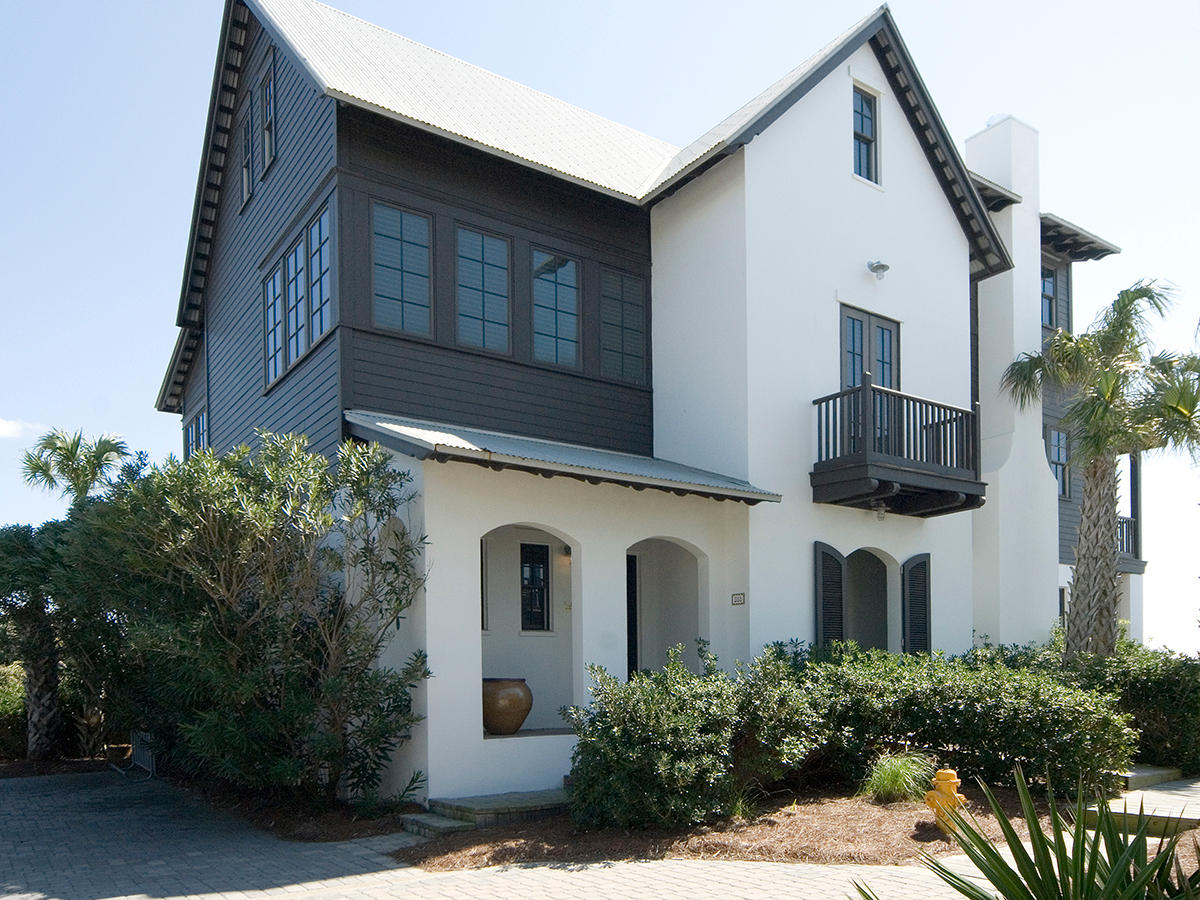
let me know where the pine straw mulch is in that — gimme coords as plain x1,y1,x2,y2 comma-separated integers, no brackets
394,785,1200,874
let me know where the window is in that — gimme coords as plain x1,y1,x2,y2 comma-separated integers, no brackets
599,268,646,384
841,306,899,389
520,543,550,631
1048,429,1070,497
184,410,207,459
1041,266,1056,328
263,203,332,385
240,102,253,205
373,204,431,335
853,88,877,182
260,55,276,171
457,227,509,352
532,250,579,367
264,265,283,383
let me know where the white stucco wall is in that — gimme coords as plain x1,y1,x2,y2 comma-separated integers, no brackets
967,118,1061,644
629,537,702,672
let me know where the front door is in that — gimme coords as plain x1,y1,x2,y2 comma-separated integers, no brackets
626,554,638,678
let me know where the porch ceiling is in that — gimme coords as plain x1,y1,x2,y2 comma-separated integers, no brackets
344,410,782,505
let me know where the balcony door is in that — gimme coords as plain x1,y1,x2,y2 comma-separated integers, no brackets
841,306,900,390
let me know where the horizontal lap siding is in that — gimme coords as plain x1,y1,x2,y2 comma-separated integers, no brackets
1041,253,1081,564
202,13,341,458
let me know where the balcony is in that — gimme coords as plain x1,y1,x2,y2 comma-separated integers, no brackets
1116,515,1146,574
811,372,985,517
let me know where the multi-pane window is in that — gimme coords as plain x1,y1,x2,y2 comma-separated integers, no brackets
1041,266,1056,327
373,204,431,335
457,227,509,352
263,203,332,385
853,88,877,182
599,268,646,384
184,410,207,459
520,543,551,631
261,59,276,171
285,240,306,364
532,250,578,367
240,103,254,205
308,207,332,339
844,315,864,389
264,265,284,383
1049,429,1070,497
841,306,899,389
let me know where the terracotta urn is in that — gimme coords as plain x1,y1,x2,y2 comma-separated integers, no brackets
482,677,533,735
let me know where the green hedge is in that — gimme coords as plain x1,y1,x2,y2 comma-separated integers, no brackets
0,663,24,758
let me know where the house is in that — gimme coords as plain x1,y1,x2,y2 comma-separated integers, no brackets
157,0,1144,800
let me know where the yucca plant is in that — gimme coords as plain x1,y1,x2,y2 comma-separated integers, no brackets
858,750,937,804
855,766,1200,899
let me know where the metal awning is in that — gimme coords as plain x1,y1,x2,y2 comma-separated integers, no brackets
344,410,781,505
1041,212,1121,261
968,171,1022,212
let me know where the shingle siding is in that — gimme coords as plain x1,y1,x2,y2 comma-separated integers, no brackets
202,12,341,458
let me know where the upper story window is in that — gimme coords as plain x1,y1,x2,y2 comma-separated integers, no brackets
520,542,551,632
600,268,646,385
532,250,579,367
260,53,276,172
263,203,333,387
373,203,431,336
184,409,207,459
457,227,510,353
841,306,899,389
1041,266,1057,327
240,102,254,206
1048,429,1070,497
853,87,877,183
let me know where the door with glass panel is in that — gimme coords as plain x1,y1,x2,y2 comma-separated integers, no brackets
840,306,900,453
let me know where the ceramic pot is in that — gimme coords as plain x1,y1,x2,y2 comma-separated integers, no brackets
482,677,533,735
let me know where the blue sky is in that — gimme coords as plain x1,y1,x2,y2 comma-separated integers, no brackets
1,0,1196,649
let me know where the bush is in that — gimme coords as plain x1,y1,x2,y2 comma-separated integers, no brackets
564,645,738,829
0,662,24,758
859,750,936,803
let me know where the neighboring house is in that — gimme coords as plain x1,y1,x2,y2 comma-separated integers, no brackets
157,0,1139,799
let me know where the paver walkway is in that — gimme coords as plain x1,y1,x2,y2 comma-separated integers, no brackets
1,771,994,900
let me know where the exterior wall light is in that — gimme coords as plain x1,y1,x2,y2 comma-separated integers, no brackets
867,260,890,280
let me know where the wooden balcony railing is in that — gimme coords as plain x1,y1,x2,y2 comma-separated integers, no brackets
1117,515,1139,557
813,371,981,478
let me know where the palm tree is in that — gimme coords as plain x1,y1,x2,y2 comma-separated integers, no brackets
21,428,129,507
1003,282,1200,657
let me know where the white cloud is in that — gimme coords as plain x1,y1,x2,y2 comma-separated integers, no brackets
0,418,46,440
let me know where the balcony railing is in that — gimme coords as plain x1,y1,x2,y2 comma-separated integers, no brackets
813,371,980,478
1117,515,1139,557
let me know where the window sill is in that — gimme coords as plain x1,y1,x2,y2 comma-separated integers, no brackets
262,326,337,397
519,630,556,637
852,172,885,192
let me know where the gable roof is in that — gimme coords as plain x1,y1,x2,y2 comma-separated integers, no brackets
159,0,1011,412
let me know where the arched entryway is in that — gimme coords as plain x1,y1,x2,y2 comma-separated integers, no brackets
845,549,888,650
625,538,702,675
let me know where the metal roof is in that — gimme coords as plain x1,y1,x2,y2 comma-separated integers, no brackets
344,410,781,505
1040,212,1121,261
968,171,1023,212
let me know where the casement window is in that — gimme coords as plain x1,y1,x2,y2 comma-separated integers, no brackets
1041,266,1056,328
853,87,877,183
457,227,510,352
184,409,207,459
260,53,276,172
520,543,551,631
240,102,254,206
373,203,431,336
1048,429,1070,497
841,306,899,389
263,203,333,386
599,268,646,384
532,250,579,367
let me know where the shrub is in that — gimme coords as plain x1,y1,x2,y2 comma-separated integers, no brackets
564,645,738,829
0,662,24,758
859,750,936,804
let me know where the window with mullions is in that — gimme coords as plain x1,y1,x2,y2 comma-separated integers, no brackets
457,227,509,352
264,265,284,383
373,204,431,335
532,250,579,367
240,103,254,205
1048,429,1069,497
599,268,646,384
520,543,551,631
841,306,899,389
263,203,333,386
1041,266,1056,328
261,53,276,171
853,88,877,182
308,207,332,339
184,410,207,459
285,240,306,364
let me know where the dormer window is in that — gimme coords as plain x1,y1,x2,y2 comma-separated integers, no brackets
853,88,877,183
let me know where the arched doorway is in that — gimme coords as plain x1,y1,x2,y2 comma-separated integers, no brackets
845,549,888,650
625,538,701,675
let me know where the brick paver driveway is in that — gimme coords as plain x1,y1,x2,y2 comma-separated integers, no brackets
1,771,987,899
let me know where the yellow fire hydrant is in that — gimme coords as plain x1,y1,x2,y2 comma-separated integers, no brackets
925,769,967,833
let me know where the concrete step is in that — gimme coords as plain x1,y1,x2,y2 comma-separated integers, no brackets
400,812,476,839
429,788,569,826
1086,776,1200,837
1121,765,1183,791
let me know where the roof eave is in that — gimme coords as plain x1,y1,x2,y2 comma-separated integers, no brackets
1040,212,1121,261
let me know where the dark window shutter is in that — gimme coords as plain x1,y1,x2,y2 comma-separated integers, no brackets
902,553,931,653
814,542,846,648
